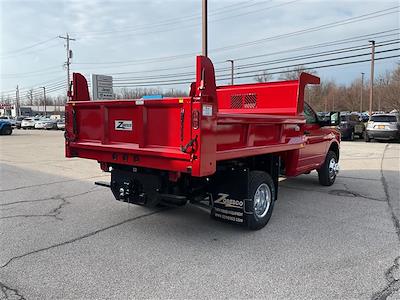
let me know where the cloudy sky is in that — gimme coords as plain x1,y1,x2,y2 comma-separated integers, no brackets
0,0,399,99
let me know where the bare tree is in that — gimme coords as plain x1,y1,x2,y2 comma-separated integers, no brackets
379,63,400,112
254,70,274,83
279,65,316,80
115,87,187,99
26,89,34,106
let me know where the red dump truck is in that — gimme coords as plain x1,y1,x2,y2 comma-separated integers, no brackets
65,56,340,230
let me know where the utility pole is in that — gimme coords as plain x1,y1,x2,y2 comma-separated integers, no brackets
40,86,46,117
226,60,234,85
202,0,208,57
15,85,20,117
59,33,76,89
360,72,364,113
369,40,375,117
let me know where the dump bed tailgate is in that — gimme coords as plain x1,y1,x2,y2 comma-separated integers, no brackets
65,97,194,172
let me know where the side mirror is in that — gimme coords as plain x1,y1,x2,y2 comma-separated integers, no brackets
320,111,340,126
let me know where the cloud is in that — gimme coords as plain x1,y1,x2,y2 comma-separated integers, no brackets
0,0,399,93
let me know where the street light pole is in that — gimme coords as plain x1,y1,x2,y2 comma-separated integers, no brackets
202,0,208,57
360,72,364,113
369,40,375,117
226,60,234,85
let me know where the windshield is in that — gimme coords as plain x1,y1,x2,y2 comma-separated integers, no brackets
340,115,347,121
371,115,397,122
0,116,8,119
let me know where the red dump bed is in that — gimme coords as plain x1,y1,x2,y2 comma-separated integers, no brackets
65,56,320,177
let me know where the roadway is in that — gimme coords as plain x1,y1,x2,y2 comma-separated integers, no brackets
1,130,399,299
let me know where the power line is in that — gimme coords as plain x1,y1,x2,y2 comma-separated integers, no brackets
232,29,400,62
74,7,398,67
211,6,399,52
2,5,398,95
1,65,63,78
111,55,398,88
2,39,398,97
0,43,61,60
92,29,398,76
111,40,399,82
1,77,66,95
232,40,400,71
231,48,400,77
233,55,400,81
3,79,66,101
112,50,399,87
3,53,399,98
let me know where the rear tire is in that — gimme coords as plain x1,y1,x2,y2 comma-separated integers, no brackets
246,171,275,230
349,131,354,141
318,151,338,186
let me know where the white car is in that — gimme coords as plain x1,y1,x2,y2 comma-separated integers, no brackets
0,116,16,127
57,119,65,130
21,117,40,129
34,118,57,130
365,114,400,141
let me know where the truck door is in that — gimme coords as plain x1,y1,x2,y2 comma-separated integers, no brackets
297,103,327,172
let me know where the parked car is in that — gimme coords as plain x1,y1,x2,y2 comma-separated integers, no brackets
360,112,370,122
317,112,330,123
14,116,26,129
21,117,40,129
365,114,400,142
0,119,13,135
34,118,57,130
0,116,16,127
57,119,65,130
339,113,365,140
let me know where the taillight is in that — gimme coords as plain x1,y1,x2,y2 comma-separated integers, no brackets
192,110,200,129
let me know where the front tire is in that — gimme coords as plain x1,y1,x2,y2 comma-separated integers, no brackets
318,151,338,186
2,126,12,135
246,171,275,230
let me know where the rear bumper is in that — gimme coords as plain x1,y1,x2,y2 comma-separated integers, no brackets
366,130,399,140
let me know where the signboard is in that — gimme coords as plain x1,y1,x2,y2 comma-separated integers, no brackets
91,74,113,100
0,104,14,109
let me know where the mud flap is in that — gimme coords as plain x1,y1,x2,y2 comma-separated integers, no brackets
209,168,253,226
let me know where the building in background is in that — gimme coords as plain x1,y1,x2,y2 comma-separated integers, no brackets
0,104,64,117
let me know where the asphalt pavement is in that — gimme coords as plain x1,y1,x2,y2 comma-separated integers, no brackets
1,130,399,300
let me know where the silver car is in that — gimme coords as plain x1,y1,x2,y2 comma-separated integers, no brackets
34,118,57,130
365,114,400,142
